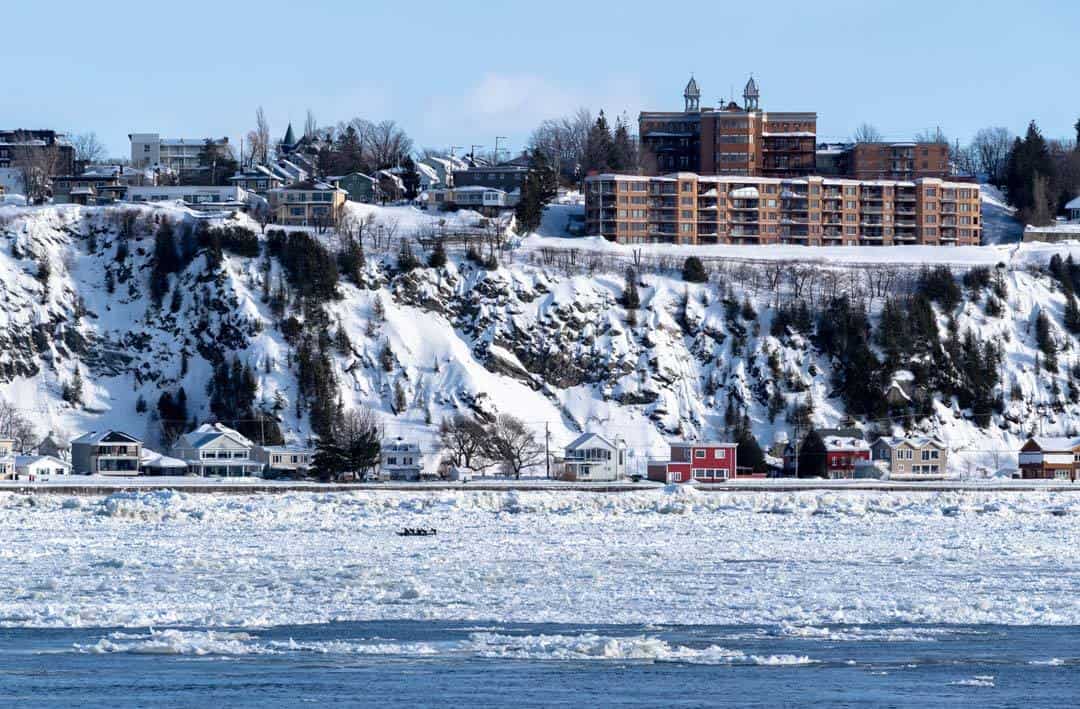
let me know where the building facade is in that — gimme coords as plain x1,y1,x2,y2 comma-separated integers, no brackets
129,133,229,172
0,438,14,479
171,424,262,477
561,433,627,482
1018,437,1078,480
267,180,347,226
639,77,817,178
71,430,143,475
14,455,71,480
585,172,981,246
0,129,75,175
647,441,738,483
253,445,314,478
870,436,947,476
380,438,423,480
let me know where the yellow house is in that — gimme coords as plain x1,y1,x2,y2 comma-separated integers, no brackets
268,180,347,227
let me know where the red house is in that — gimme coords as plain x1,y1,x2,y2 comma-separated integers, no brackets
647,441,739,483
821,434,871,478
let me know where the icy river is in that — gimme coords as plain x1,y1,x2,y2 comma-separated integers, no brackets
1,486,1079,706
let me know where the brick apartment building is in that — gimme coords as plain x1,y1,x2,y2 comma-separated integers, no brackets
584,172,981,246
0,129,75,175
639,77,817,177
639,77,951,181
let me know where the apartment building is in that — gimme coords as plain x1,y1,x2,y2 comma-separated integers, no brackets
639,77,817,177
848,142,949,180
584,172,981,247
0,129,75,175
129,133,229,171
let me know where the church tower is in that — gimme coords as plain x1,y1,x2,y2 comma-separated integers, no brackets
684,75,701,113
743,75,760,111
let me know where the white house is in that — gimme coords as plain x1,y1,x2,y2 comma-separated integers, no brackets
0,438,14,479
253,444,314,478
379,438,423,481
170,423,262,477
1067,196,1080,223
126,185,249,210
14,455,71,481
562,432,627,482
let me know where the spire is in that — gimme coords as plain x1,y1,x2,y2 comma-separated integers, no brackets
282,122,296,147
684,75,700,112
743,75,759,111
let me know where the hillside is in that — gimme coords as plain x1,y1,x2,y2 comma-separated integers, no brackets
0,197,1073,475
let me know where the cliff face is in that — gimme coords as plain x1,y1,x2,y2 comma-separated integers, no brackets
0,202,1071,473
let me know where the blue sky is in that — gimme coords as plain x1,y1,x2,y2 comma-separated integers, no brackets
2,0,1077,159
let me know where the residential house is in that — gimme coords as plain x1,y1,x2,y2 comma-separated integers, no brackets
329,172,377,203
1018,437,1079,480
267,180,347,226
421,156,465,188
140,449,190,476
253,444,314,478
452,162,529,192
376,170,406,202
647,441,738,483
379,438,423,481
820,433,871,479
14,455,71,481
36,431,70,461
229,166,284,194
273,159,309,184
441,185,518,215
0,438,14,479
52,173,126,205
71,430,143,475
871,436,948,477
415,161,441,191
170,423,262,477
561,432,627,482
1068,196,1080,222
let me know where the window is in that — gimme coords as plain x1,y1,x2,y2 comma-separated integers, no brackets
682,183,692,192
694,450,705,459
716,449,726,459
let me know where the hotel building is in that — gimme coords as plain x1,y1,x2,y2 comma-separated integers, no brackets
584,172,980,247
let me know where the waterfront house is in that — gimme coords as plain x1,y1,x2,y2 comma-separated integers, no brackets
647,440,738,483
870,436,948,477
820,433,871,479
71,430,143,476
253,444,314,478
0,438,14,479
1018,437,1079,480
14,454,70,481
379,438,423,481
170,423,262,477
561,432,626,482
36,431,70,461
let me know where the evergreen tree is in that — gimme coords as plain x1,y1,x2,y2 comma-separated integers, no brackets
682,256,707,283
312,442,350,482
1036,310,1058,372
797,430,827,478
1066,295,1080,334
622,267,641,309
610,115,636,171
428,238,447,268
380,341,395,372
397,239,419,272
393,379,407,414
400,155,421,200
582,111,614,174
514,149,558,235
736,427,767,475
338,238,365,285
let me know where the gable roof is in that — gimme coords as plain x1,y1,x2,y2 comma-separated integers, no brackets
873,436,945,450
71,430,141,445
1065,195,1080,210
15,454,71,469
565,432,621,451
1024,436,1080,452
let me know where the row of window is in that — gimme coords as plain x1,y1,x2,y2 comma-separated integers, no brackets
691,469,729,479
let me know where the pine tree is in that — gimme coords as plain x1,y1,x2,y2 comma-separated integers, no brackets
797,430,827,478
397,239,419,272
380,341,394,372
1036,310,1058,372
1065,295,1080,334
622,267,641,309
514,149,558,235
611,115,636,171
393,379,407,414
582,111,614,174
682,256,707,283
428,239,447,268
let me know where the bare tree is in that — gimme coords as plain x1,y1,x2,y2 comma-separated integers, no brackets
529,107,592,180
304,109,318,140
255,107,271,164
0,399,37,452
72,132,106,164
439,414,495,472
12,132,60,202
366,120,413,170
915,126,948,144
852,123,883,143
971,127,1013,186
489,414,544,479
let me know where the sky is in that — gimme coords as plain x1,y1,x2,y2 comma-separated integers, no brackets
2,0,1078,161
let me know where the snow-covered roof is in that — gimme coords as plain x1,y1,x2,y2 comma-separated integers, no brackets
670,440,737,448
1027,436,1080,452
15,454,70,469
730,186,759,199
259,444,314,454
71,430,141,445
1066,196,1080,210
141,452,189,469
565,432,622,451
873,436,944,450
181,423,254,449
823,436,870,451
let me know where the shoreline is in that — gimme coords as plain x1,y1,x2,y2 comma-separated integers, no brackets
0,478,1077,495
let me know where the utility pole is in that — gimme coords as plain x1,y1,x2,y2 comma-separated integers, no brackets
470,144,483,164
449,146,462,187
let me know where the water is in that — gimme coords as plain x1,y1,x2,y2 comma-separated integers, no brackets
1,621,1077,707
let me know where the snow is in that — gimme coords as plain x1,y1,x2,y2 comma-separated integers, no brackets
2,487,1080,629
